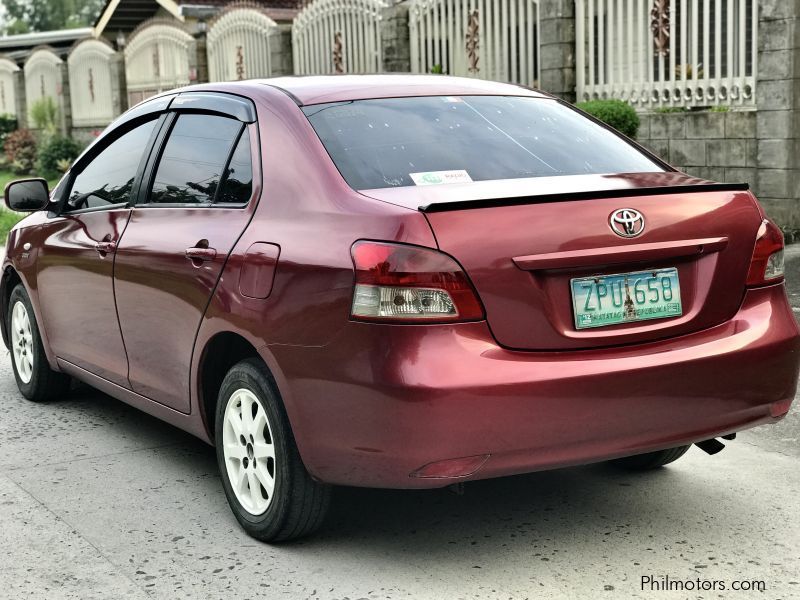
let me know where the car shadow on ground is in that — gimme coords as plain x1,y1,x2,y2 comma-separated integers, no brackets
44,384,707,556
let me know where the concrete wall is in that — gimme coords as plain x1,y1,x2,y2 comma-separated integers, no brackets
754,0,800,229
539,0,576,101
638,111,758,190
381,2,411,73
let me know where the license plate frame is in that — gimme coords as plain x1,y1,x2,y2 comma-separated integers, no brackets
570,267,683,330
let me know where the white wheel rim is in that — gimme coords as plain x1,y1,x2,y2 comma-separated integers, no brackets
10,301,34,384
222,388,276,516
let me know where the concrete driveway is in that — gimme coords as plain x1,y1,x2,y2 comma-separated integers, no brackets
0,250,798,600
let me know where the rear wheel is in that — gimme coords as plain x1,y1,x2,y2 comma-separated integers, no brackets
215,358,330,542
611,445,691,470
7,284,71,402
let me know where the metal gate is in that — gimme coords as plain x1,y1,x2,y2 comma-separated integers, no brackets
207,5,281,81
575,0,758,108
293,0,387,75
68,38,116,127
0,58,19,117
24,48,62,125
124,21,193,106
409,0,541,86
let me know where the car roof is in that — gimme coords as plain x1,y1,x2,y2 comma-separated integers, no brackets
255,74,551,106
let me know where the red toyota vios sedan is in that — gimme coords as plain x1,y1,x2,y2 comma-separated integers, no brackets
3,76,798,542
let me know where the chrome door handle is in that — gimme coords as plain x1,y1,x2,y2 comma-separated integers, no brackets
185,247,217,261
94,241,116,255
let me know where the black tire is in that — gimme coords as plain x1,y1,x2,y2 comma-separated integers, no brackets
611,445,691,470
215,358,331,542
6,283,71,402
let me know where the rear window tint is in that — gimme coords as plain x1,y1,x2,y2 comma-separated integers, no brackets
150,114,242,204
303,96,662,190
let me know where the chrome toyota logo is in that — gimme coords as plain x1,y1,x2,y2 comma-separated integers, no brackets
609,208,645,238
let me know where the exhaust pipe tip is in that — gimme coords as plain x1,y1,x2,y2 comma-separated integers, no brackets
695,438,726,455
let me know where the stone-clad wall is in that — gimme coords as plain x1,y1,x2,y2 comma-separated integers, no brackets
638,111,758,191
381,2,411,73
755,0,800,229
539,0,576,102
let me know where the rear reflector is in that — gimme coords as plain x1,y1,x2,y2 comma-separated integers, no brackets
770,397,792,418
746,219,785,286
350,241,484,323
410,454,490,479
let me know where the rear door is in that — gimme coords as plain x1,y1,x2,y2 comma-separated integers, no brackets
113,100,258,413
36,116,161,386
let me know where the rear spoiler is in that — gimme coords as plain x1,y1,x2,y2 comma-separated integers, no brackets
418,182,750,213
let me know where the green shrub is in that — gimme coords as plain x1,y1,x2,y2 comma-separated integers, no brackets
36,135,81,177
3,128,37,174
0,114,17,148
29,96,58,133
575,99,640,138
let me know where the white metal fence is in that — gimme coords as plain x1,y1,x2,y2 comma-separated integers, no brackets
0,58,19,117
409,0,541,86
208,6,280,81
68,39,116,127
575,0,758,109
293,0,387,75
24,49,62,125
124,22,193,106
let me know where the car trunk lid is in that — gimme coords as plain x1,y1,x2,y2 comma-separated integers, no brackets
361,173,763,351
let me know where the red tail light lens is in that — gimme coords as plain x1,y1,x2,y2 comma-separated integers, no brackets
350,241,484,323
746,219,785,286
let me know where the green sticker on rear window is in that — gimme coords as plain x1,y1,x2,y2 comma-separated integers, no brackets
409,170,473,186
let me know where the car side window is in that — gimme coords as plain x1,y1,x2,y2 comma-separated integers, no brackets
216,129,253,205
66,119,158,211
149,114,243,205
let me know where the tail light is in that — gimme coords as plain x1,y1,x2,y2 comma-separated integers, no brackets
746,219,785,286
350,241,484,323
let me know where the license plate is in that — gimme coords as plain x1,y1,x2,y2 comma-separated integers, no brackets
570,268,682,330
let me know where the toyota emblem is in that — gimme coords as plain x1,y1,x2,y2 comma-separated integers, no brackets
609,208,645,238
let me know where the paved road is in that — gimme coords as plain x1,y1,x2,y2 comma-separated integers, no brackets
0,251,799,600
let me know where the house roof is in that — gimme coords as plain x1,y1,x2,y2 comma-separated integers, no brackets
0,27,93,61
0,28,93,51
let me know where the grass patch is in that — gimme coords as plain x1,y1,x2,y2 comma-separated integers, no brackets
0,209,24,243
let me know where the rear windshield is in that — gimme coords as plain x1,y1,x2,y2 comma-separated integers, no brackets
302,96,662,190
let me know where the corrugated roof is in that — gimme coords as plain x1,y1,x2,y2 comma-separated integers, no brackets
0,28,93,51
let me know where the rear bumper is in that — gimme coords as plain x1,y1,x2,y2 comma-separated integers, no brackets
271,284,800,488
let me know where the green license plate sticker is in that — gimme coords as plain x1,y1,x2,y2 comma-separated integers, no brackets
571,268,682,330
